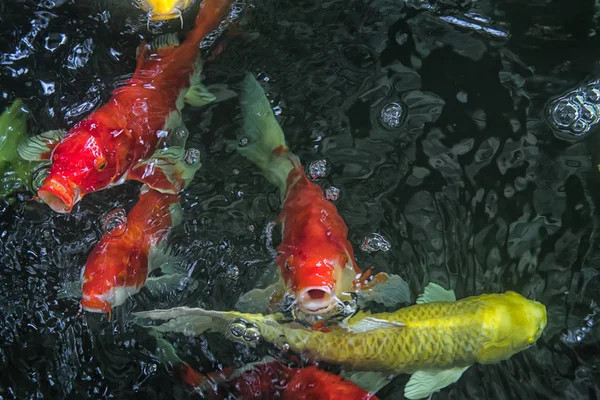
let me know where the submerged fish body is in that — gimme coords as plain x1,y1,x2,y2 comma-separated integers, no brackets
22,0,232,213
235,74,409,319
136,0,195,21
174,359,378,399
80,147,200,314
81,188,181,313
134,283,547,398
149,328,378,400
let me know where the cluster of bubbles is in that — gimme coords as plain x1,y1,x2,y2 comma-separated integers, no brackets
546,79,600,137
227,319,262,345
360,233,391,253
308,159,329,180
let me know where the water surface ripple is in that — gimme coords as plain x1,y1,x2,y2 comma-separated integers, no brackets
0,0,599,398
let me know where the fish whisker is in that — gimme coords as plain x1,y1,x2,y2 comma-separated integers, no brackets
176,8,183,29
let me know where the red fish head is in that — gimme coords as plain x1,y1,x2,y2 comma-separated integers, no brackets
286,252,354,316
38,123,120,213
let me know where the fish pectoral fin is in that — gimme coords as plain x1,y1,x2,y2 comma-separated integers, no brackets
235,278,285,314
133,306,230,336
416,282,456,304
404,367,470,400
344,317,406,333
129,146,202,193
148,241,188,274
184,56,216,107
17,129,66,161
56,280,81,300
185,78,217,107
341,370,395,395
356,273,411,308
145,273,190,294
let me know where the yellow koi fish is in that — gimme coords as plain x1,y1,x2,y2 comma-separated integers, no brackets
136,0,194,21
134,283,547,399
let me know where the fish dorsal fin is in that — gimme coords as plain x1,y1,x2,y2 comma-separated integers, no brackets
346,317,405,333
17,129,65,161
404,367,470,399
416,282,456,304
151,33,180,54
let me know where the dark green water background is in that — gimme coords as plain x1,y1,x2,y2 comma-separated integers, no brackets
0,0,599,398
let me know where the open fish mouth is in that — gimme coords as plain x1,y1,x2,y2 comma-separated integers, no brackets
296,287,338,315
38,178,81,213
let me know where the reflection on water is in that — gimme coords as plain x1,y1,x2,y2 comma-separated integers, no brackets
1,0,600,399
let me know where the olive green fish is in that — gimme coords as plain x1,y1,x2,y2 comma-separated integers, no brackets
0,100,47,199
134,283,547,399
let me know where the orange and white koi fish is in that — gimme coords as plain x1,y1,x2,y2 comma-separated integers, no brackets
18,0,233,213
234,74,410,322
76,147,199,315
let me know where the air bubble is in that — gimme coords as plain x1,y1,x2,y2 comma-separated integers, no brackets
100,208,127,237
225,265,239,280
360,233,391,253
550,100,580,128
379,102,406,129
229,321,246,338
582,84,600,103
243,327,261,343
571,119,589,135
308,159,329,180
325,186,340,201
238,137,249,147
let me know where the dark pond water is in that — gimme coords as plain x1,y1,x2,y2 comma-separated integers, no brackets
1,0,599,398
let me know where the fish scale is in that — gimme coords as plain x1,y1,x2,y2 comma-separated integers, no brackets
236,293,530,374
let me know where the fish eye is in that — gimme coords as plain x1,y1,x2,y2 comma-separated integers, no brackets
96,160,107,171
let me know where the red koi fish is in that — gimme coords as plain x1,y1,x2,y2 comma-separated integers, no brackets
18,0,233,213
234,74,410,320
174,358,379,400
77,147,200,315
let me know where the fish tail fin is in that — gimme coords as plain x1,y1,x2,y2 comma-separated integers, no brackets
188,0,233,44
147,328,213,389
0,99,28,162
133,306,241,336
238,73,297,194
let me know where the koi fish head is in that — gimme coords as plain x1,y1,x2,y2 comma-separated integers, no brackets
38,124,119,213
284,252,355,316
137,0,194,21
477,291,547,363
